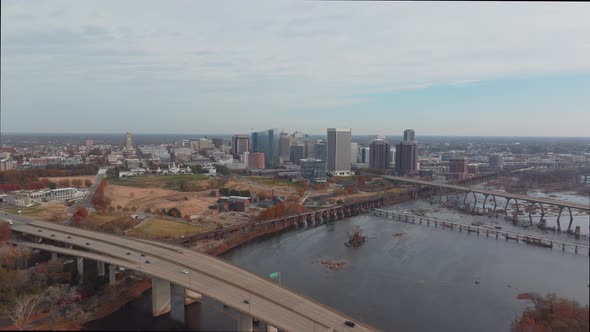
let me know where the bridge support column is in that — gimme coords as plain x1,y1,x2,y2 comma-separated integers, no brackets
556,207,564,232
151,277,171,317
266,324,278,332
566,207,574,232
76,257,84,280
97,261,105,277
51,252,58,261
108,265,117,285
184,289,203,305
237,312,253,332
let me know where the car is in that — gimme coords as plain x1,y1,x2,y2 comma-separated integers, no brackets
344,321,356,328
5,219,13,225
243,299,250,304
181,269,189,274
140,253,145,257
145,260,150,264
126,252,131,255
67,236,72,239
85,242,91,246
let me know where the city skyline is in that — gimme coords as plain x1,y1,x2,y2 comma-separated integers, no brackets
1,1,590,136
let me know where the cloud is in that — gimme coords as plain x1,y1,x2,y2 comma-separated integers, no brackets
1,0,589,135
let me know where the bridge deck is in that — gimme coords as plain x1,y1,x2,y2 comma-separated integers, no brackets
383,176,590,212
10,218,378,332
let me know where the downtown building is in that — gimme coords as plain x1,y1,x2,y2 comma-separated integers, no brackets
231,134,250,159
369,139,391,170
251,128,281,168
447,157,468,181
395,129,418,175
300,158,327,183
247,152,265,170
327,128,352,176
279,132,293,162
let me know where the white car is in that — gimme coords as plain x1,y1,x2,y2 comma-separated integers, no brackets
3,219,13,225
182,269,189,274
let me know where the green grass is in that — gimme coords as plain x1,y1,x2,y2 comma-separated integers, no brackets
108,174,210,191
88,212,122,226
1,204,44,216
127,217,213,239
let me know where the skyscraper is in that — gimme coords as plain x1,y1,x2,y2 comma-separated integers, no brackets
351,142,359,164
360,147,370,164
395,129,418,175
231,135,250,159
279,132,292,162
369,139,391,169
327,128,352,176
289,144,305,163
403,129,415,142
303,139,316,159
126,132,133,151
314,140,327,161
251,128,280,168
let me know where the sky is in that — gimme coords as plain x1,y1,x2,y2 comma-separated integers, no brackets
1,1,590,137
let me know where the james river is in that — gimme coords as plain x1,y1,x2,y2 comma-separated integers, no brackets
84,199,589,332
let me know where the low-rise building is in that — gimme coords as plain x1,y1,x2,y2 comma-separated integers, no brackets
300,158,327,183
218,196,251,212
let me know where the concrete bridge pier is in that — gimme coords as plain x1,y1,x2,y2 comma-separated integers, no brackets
51,252,58,261
184,289,203,305
266,324,278,332
566,207,574,232
556,207,564,232
97,261,105,277
152,277,172,317
76,257,84,280
237,312,253,332
108,264,117,285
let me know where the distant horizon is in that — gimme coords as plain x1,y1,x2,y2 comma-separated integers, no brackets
2,132,590,139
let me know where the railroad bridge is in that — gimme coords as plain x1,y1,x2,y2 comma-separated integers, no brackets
177,197,386,245
384,176,590,233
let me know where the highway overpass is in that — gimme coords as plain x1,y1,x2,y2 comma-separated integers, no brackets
6,215,377,332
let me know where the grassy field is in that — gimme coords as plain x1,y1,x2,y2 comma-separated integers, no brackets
1,203,44,216
87,212,123,226
243,177,304,189
126,217,214,239
108,174,210,191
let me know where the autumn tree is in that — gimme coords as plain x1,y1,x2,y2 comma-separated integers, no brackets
512,293,589,332
57,179,71,188
167,207,182,218
6,292,45,330
91,179,111,212
70,178,82,187
71,207,89,225
84,179,93,187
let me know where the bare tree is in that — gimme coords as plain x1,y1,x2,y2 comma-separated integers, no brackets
6,292,45,330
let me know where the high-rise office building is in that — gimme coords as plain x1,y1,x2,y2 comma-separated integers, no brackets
314,140,327,161
351,142,359,164
395,129,418,175
289,144,305,164
327,128,352,176
369,139,391,169
303,139,316,159
368,135,385,142
232,135,250,159
360,147,370,164
403,129,415,142
251,128,280,168
126,132,133,151
279,132,292,162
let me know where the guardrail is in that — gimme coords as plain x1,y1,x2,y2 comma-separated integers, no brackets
371,208,590,256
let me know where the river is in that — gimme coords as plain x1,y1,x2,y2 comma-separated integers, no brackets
84,199,589,332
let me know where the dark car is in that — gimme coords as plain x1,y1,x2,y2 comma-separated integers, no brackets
145,260,151,264
345,321,356,328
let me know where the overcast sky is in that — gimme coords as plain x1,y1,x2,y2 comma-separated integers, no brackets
2,1,590,136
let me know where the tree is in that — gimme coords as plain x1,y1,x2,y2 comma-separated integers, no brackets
215,165,231,176
257,191,268,200
71,179,83,187
57,179,71,188
5,292,45,330
512,293,589,332
167,207,182,218
84,179,93,187
91,179,110,212
71,207,89,225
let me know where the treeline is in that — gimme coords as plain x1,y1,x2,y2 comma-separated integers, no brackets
506,169,583,194
219,188,251,197
0,164,98,191
257,196,307,220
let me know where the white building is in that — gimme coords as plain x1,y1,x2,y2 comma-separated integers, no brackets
327,128,352,176
351,142,359,164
